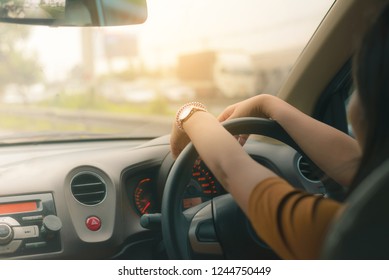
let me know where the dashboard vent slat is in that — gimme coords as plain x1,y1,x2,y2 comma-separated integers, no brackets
72,182,104,187
297,157,322,183
71,172,107,205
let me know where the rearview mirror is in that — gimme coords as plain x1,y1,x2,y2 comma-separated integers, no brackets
0,0,147,26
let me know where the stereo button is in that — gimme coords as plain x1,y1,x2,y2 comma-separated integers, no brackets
0,240,22,255
13,226,39,239
0,217,20,226
22,215,43,222
0,224,13,245
25,241,47,250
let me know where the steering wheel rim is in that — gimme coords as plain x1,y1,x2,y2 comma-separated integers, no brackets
161,117,305,259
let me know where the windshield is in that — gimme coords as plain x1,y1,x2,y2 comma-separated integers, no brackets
0,0,334,143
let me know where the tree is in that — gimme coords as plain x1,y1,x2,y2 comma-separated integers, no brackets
0,24,42,98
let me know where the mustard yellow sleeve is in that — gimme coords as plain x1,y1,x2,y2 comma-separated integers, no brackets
248,177,342,259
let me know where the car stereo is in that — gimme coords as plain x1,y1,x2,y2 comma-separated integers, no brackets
0,193,61,258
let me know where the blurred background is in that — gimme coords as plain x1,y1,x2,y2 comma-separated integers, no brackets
0,0,334,140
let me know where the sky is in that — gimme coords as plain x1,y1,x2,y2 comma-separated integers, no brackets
27,0,335,81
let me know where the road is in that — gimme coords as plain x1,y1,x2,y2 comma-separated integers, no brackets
0,106,173,138
24,6,52,19
0,96,240,140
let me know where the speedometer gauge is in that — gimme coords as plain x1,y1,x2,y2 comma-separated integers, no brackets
182,159,225,209
134,178,157,215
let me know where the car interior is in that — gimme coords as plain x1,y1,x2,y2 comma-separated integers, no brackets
0,0,388,260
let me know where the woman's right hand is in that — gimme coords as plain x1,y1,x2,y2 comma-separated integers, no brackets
217,94,279,145
217,94,275,122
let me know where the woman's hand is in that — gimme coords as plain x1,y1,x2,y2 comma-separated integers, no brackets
170,122,191,159
170,94,278,158
217,94,274,122
217,94,276,145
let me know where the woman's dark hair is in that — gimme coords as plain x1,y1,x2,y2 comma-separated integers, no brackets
350,3,389,193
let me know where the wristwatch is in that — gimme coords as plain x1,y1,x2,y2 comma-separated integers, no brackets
176,102,207,131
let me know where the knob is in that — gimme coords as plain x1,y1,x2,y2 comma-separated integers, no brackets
0,223,13,245
140,213,162,230
41,215,62,239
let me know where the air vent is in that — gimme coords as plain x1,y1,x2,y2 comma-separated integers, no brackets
71,172,107,205
297,156,321,183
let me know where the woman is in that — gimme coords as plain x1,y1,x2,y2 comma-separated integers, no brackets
170,4,389,259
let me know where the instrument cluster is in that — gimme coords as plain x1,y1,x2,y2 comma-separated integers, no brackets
127,159,226,216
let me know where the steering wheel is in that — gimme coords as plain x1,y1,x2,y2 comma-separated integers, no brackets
161,117,304,259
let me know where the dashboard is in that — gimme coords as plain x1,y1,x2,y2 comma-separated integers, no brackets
0,135,325,259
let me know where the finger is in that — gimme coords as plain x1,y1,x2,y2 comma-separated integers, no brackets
217,106,234,122
237,134,249,146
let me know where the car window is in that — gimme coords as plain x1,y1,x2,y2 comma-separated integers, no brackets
0,0,334,143
312,59,353,135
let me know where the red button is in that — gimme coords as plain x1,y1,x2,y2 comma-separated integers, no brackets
86,216,101,231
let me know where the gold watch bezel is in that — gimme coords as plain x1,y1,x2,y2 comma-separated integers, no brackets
176,102,207,131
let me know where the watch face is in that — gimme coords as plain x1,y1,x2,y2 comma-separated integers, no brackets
179,106,192,120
